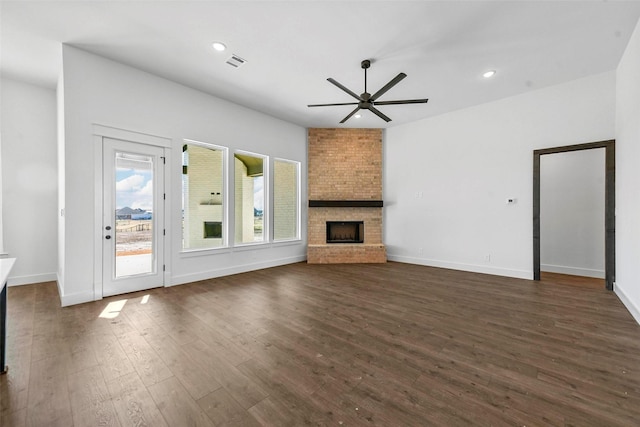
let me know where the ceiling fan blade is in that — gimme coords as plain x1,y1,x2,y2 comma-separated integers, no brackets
368,106,392,122
327,78,362,101
370,73,407,102
374,99,429,105
307,102,359,107
339,106,362,124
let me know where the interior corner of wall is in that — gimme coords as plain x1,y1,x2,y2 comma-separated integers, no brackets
56,273,64,303
614,283,640,326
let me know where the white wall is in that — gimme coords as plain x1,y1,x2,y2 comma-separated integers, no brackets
0,78,58,284
615,17,640,324
0,80,3,255
385,71,615,279
540,148,605,278
57,68,66,289
60,45,307,306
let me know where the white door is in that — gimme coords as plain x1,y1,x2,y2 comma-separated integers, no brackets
103,138,165,297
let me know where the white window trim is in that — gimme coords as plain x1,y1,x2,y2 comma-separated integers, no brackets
181,139,229,252
233,150,269,246
93,124,172,300
273,157,302,242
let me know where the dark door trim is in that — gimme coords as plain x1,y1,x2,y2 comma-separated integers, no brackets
533,140,615,290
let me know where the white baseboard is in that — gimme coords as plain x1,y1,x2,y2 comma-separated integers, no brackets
56,271,97,307
60,290,96,307
7,272,58,286
615,285,640,326
387,255,533,280
170,255,307,287
541,264,605,279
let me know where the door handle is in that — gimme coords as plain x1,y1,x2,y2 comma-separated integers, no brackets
105,235,111,240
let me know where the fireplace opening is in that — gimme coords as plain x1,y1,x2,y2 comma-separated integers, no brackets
326,221,364,244
204,221,222,239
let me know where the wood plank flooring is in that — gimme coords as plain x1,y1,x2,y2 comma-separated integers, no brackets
1,261,639,426
540,271,606,289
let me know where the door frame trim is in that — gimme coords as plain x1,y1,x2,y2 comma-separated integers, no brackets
533,139,615,290
93,124,172,301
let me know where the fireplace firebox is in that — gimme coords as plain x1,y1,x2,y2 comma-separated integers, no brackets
326,221,364,244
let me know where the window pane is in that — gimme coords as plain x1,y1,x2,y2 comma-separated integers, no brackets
234,153,265,243
274,159,299,240
115,151,154,276
182,143,225,249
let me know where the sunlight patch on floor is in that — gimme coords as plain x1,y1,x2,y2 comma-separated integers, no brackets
99,299,128,319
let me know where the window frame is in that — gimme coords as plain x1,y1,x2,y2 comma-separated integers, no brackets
233,150,269,246
272,157,301,242
181,139,229,253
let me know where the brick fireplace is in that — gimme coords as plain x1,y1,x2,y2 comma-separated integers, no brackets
307,128,386,264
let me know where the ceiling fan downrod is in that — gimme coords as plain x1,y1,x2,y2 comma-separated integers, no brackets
362,59,370,94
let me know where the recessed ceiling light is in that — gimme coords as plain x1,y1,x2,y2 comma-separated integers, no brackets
212,42,227,52
355,114,362,119
483,70,496,78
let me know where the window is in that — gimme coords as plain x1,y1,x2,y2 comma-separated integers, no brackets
182,142,226,250
234,152,266,244
273,159,300,241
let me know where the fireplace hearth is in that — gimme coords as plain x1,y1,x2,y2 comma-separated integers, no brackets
326,221,364,244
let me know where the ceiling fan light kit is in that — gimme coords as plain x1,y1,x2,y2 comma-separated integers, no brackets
308,59,429,123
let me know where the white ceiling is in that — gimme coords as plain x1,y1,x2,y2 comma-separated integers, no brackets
2,1,640,128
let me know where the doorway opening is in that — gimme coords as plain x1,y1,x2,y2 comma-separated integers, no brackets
533,140,615,290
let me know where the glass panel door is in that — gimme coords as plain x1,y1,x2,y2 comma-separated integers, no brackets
103,138,164,297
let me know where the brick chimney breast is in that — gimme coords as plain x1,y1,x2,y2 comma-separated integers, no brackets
307,128,386,264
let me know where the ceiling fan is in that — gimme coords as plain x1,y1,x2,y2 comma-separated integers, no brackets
308,59,428,123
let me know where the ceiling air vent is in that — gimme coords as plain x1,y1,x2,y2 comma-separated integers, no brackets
226,54,247,68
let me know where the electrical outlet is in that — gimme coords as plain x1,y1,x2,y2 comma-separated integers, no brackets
419,247,423,256
484,254,491,263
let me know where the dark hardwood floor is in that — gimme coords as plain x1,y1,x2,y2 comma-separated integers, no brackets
540,271,606,289
1,261,639,426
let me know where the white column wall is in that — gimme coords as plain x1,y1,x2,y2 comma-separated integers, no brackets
57,68,66,293
0,78,58,285
615,17,640,324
